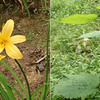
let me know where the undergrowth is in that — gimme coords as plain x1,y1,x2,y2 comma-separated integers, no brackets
51,0,100,100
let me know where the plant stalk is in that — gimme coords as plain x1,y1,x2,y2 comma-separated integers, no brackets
43,22,50,100
14,59,31,100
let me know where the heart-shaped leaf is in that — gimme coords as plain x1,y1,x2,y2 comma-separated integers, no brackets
54,74,99,99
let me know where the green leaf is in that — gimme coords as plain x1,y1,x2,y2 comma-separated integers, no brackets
54,74,99,99
39,84,50,100
79,31,100,38
0,72,23,100
0,78,16,100
31,85,44,100
0,84,10,100
60,14,98,24
0,60,29,100
0,93,5,100
96,6,100,9
23,0,30,18
7,84,23,100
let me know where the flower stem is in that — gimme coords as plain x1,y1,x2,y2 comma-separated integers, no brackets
43,22,50,100
14,59,31,100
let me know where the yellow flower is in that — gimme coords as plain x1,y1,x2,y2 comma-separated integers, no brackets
0,19,26,59
0,55,5,60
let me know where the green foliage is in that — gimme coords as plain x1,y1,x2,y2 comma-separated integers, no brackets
5,3,13,11
0,24,50,100
96,6,100,9
23,0,30,18
54,74,99,99
60,14,98,24
0,4,3,8
27,31,33,41
79,31,100,38
51,0,100,100
0,60,29,100
0,73,23,100
51,0,100,20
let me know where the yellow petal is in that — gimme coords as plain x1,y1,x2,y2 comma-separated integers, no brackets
10,35,26,44
0,55,5,60
5,43,23,59
2,19,14,38
0,32,2,42
0,44,4,53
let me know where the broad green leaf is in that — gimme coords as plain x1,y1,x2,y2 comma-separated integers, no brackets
96,6,100,9
54,74,99,99
79,31,100,38
60,14,98,24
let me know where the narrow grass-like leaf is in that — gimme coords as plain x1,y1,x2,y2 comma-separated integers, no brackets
40,83,50,100
39,85,45,100
0,77,16,100
39,84,50,100
0,78,16,100
60,14,98,24
31,85,44,100
23,0,30,18
31,83,50,100
43,22,50,100
15,59,31,100
7,84,23,100
0,72,22,90
0,93,5,100
0,84,10,100
0,72,23,100
79,31,100,38
46,84,50,97
0,60,29,100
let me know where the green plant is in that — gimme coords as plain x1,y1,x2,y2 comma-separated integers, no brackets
5,3,13,10
23,0,30,18
0,19,49,100
54,74,99,99
51,0,100,100
0,4,3,8
43,22,50,100
27,31,33,41
79,31,100,38
59,14,98,24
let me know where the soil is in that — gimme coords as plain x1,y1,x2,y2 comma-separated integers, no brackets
0,1,49,99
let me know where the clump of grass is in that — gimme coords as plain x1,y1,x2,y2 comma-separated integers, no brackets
27,31,34,41
0,0,30,17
